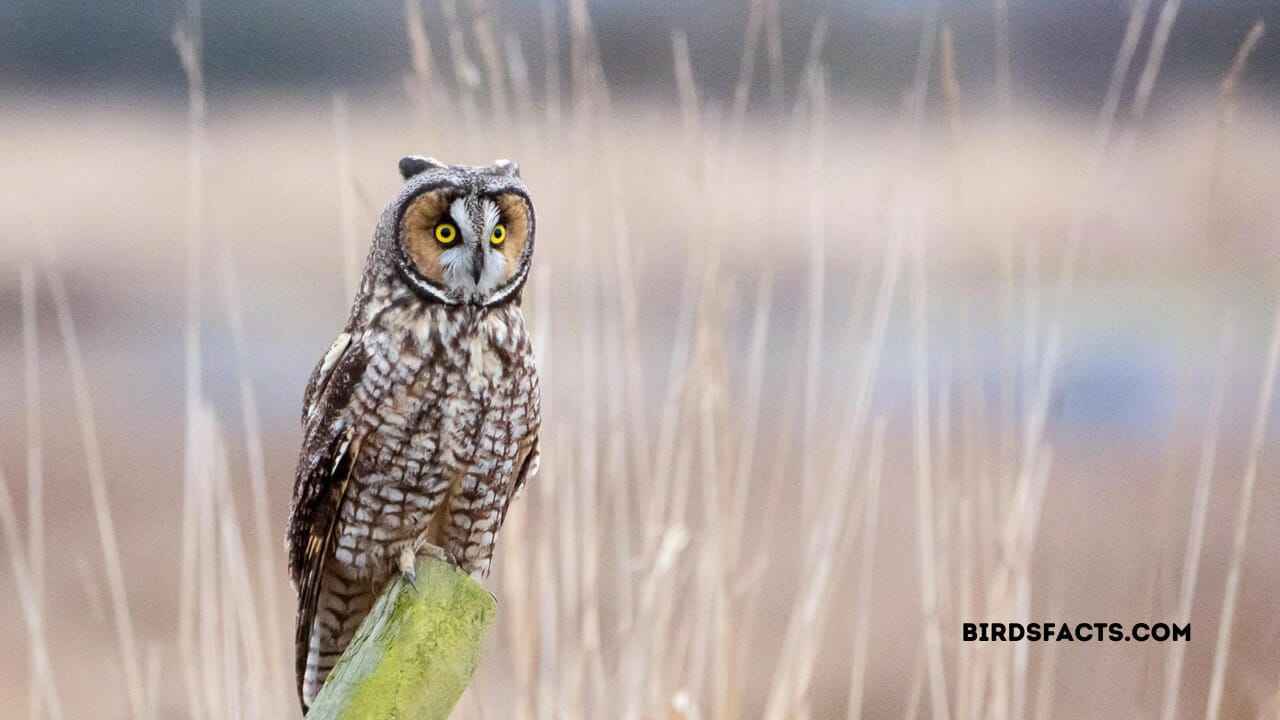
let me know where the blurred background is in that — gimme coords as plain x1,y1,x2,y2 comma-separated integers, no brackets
1,1,1279,718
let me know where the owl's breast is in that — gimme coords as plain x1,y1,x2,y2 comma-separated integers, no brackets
329,302,537,577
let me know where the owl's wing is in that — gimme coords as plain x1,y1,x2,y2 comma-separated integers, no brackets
289,329,361,584
499,372,541,529
512,437,539,502
286,333,366,708
301,331,353,427
499,435,540,532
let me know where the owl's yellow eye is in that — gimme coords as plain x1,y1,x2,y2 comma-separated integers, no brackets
490,224,506,245
434,222,457,244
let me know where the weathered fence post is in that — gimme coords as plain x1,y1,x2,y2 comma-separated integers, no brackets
306,555,497,719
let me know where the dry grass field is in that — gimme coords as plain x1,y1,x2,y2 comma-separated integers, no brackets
1,5,1279,719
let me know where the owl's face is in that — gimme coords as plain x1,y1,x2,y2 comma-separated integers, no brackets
392,156,534,307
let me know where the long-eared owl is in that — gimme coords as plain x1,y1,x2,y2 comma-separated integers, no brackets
286,155,541,711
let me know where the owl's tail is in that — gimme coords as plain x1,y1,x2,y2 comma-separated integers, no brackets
298,573,375,712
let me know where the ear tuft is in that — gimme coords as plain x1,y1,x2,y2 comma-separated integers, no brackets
399,155,444,180
493,158,520,178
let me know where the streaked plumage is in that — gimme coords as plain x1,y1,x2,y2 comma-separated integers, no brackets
286,156,540,711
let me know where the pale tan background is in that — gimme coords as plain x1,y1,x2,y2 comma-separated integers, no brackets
1,1,1279,718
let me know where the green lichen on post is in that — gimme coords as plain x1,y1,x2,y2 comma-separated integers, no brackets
306,555,497,720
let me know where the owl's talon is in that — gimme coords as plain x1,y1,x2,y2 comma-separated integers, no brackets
441,547,464,570
418,542,450,565
398,546,418,590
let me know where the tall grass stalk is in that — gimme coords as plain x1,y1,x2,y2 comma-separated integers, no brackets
45,260,147,719
20,267,42,618
3,279,62,720
992,0,1012,114
1206,300,1280,720
403,0,437,120
1207,20,1265,240
801,67,826,529
20,265,45,720
173,4,211,716
846,419,886,720
1117,0,1183,156
468,0,509,127
1159,328,1231,720
332,93,362,302
1091,0,1151,156
730,0,767,127
0,461,62,720
218,252,290,713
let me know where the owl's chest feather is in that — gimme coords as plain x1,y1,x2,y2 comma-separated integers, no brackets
418,308,516,389
360,306,526,435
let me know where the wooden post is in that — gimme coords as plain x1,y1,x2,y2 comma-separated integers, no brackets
306,556,497,719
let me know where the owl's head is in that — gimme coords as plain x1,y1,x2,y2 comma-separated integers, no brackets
381,155,535,307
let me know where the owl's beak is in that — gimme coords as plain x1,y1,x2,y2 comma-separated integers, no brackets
471,243,484,284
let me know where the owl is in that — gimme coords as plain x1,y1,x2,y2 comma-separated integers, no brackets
286,155,541,712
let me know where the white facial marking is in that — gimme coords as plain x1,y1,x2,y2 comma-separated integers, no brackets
437,197,477,291
477,198,509,294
